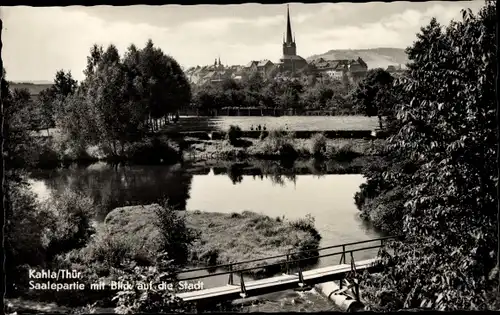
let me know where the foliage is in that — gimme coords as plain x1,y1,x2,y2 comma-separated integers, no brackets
59,40,191,154
310,133,327,157
113,259,191,314
226,124,243,145
125,136,180,164
191,72,359,114
353,68,397,129
153,200,199,266
329,143,362,161
34,70,78,133
4,181,54,295
358,1,498,310
260,129,298,158
2,76,38,169
42,190,96,261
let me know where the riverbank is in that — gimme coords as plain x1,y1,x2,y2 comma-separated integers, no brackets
28,127,384,170
101,205,321,276
183,135,384,161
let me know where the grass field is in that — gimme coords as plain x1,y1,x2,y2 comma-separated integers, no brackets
166,116,379,132
30,116,378,138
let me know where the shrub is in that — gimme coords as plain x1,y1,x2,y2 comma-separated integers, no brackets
77,230,137,268
31,138,61,169
43,189,96,261
5,181,54,295
113,262,191,314
310,133,327,157
259,130,268,140
153,200,199,265
126,136,180,164
261,129,298,158
330,143,361,161
226,125,243,145
361,187,406,234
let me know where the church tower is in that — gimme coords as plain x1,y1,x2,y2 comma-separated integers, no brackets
282,4,297,56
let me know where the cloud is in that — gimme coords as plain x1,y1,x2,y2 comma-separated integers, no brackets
303,3,481,52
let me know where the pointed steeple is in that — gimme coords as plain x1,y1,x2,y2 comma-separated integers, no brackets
285,4,293,44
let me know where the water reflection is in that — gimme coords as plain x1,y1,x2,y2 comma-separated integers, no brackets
31,163,193,220
29,160,383,250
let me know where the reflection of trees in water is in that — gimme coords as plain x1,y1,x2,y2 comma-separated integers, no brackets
308,159,327,176
227,164,244,184
34,163,193,220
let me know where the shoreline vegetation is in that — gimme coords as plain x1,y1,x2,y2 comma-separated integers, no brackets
28,126,385,170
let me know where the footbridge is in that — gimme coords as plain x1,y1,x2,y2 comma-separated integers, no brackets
174,236,395,304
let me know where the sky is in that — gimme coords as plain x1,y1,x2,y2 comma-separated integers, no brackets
1,1,485,82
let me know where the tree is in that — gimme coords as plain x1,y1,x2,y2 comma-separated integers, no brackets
136,39,191,131
359,1,498,310
353,68,395,129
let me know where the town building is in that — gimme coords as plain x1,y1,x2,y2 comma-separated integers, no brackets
185,57,237,85
244,59,275,78
309,57,368,84
386,64,406,78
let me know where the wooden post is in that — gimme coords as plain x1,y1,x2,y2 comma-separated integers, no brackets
285,253,290,274
354,279,360,302
340,245,346,264
298,266,305,287
228,264,234,285
239,272,247,298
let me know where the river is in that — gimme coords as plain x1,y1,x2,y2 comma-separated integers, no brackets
28,160,383,311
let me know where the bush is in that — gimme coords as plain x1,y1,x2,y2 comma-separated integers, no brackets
153,200,199,265
126,136,180,164
77,230,139,268
261,129,298,158
330,143,361,161
113,262,192,314
5,181,54,295
31,139,61,169
226,125,243,145
361,187,406,234
43,189,96,261
310,133,327,157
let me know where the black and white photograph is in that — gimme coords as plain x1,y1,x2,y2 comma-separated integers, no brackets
1,0,498,313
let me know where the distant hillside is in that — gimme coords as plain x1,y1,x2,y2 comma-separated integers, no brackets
9,82,53,96
307,48,409,70
12,80,54,85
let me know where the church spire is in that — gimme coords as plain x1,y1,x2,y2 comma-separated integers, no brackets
285,4,293,44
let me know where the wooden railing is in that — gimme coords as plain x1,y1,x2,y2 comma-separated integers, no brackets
176,236,396,284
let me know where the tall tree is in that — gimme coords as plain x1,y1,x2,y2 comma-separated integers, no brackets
353,68,395,129
359,1,498,310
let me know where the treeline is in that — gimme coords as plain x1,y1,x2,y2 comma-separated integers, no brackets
355,0,498,311
13,39,191,157
191,72,364,115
